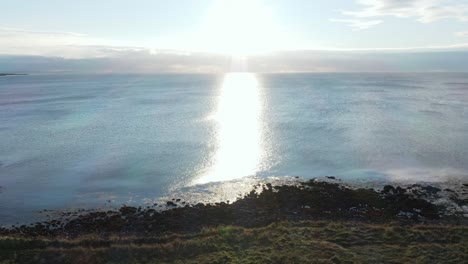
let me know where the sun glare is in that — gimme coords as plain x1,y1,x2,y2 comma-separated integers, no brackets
196,0,286,56
196,72,264,184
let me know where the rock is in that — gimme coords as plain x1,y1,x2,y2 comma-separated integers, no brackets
421,186,441,194
382,185,395,193
2,180,456,238
119,206,137,216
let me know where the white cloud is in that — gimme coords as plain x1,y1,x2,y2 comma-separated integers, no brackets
329,18,383,30
332,0,468,29
0,27,140,58
455,30,468,36
0,27,85,37
1,29,82,57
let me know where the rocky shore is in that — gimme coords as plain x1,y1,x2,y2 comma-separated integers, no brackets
1,180,467,238
1,180,467,263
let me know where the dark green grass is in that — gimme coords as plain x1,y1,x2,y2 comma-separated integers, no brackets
1,221,467,264
1,180,466,263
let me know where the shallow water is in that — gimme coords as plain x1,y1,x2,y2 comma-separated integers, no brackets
0,73,467,224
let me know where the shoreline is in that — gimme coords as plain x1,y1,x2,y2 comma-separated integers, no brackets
1,179,467,263
2,175,467,227
1,179,467,237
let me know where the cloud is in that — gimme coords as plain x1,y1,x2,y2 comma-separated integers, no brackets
0,27,233,73
0,27,85,37
3,25,468,74
248,50,468,73
455,30,468,37
3,49,468,74
329,18,383,30
0,50,233,74
0,27,140,58
0,27,90,57
333,0,468,29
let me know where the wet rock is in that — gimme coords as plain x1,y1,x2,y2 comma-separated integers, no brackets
119,206,137,216
383,185,395,194
3,180,462,238
421,186,441,194
449,196,468,206
395,187,405,194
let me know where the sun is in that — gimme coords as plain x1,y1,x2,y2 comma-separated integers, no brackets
195,0,288,56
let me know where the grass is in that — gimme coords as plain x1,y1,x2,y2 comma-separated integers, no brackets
1,180,466,263
1,221,466,263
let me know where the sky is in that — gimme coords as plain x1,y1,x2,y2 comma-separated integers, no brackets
1,0,468,73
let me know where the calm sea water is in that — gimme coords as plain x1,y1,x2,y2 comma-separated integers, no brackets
1,73,467,224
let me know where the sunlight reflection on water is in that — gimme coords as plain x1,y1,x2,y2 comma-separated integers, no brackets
196,72,264,183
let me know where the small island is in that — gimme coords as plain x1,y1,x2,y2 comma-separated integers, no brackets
0,73,27,77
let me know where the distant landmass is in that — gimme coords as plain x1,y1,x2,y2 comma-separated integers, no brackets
0,73,27,76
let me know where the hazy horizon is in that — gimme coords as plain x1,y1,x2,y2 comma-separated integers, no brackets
2,0,468,73
3,50,468,74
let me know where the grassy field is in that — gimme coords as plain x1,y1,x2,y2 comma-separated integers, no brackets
1,181,466,263
1,221,467,263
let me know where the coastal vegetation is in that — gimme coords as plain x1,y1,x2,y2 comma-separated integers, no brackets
1,221,466,263
0,180,467,263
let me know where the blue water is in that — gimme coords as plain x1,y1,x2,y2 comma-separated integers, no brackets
0,73,467,224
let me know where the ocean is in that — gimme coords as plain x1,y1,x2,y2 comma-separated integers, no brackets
0,72,467,224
